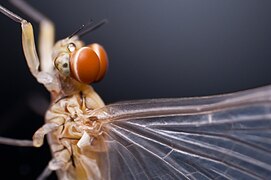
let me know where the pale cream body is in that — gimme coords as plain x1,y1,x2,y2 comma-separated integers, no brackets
45,85,107,180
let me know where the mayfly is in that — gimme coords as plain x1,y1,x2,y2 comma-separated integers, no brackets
0,1,271,179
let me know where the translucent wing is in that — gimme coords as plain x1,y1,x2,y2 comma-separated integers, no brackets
92,86,271,180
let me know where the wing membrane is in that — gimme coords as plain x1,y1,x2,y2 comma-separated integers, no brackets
92,86,271,179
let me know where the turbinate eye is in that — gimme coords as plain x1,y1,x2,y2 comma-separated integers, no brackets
88,43,108,81
54,53,70,77
70,44,108,84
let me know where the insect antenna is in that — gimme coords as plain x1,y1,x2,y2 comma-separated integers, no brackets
69,19,108,39
77,19,108,38
68,20,94,39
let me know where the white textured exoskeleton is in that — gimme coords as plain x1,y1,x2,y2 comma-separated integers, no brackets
0,1,271,180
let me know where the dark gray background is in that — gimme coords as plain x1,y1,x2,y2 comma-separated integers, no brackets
0,0,271,179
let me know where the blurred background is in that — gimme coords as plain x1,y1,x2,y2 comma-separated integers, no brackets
0,0,271,179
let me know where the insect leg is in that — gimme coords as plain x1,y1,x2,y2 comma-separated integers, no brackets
33,122,61,147
0,5,40,78
10,0,55,73
0,5,23,22
0,137,33,147
37,148,72,179
1,3,59,91
37,164,53,180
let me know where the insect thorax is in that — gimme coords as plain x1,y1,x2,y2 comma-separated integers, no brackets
45,86,108,180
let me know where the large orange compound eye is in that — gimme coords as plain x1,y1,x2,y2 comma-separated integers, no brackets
88,43,108,81
70,44,108,84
